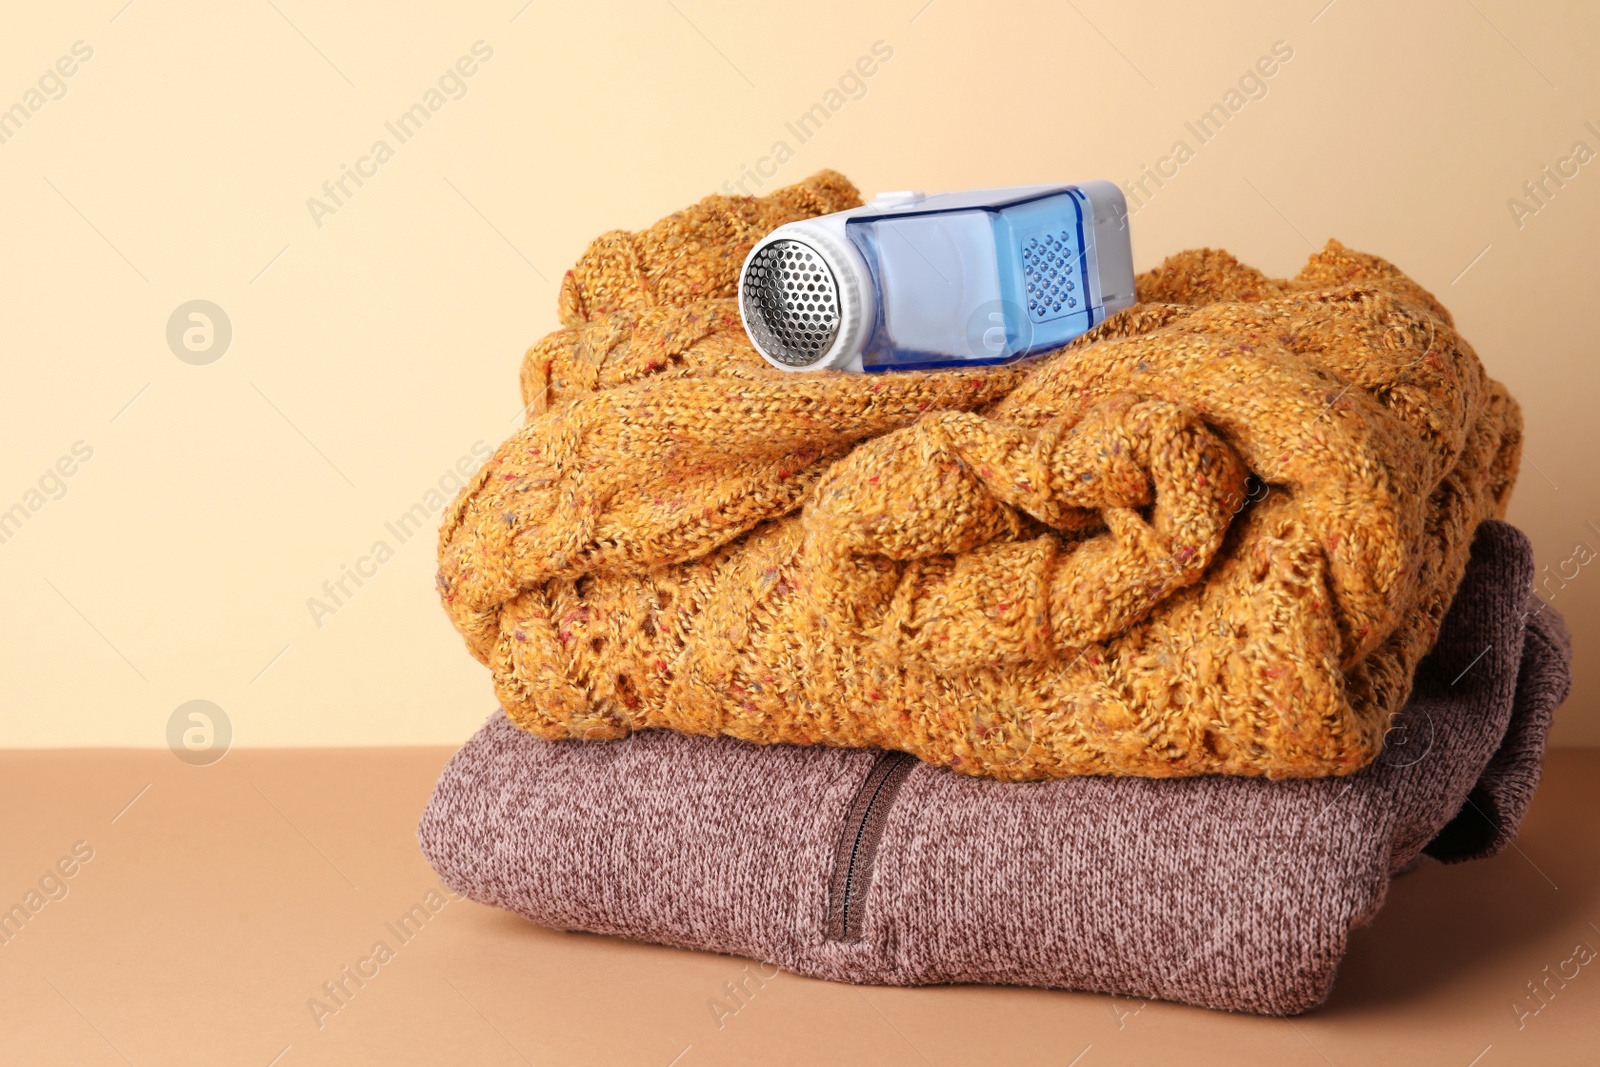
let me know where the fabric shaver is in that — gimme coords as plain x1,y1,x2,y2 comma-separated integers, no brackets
738,182,1135,373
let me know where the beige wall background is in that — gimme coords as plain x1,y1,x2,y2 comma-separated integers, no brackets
2,0,1595,746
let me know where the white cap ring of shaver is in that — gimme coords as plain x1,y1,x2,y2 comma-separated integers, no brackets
738,221,875,373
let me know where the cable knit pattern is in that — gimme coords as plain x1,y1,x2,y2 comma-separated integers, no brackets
437,170,1522,780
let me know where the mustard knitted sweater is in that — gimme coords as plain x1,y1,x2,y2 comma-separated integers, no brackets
437,170,1520,780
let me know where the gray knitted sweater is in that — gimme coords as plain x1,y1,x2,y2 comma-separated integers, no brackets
419,522,1570,1014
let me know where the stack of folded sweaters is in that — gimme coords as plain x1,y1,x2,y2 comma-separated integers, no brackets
418,171,1571,1015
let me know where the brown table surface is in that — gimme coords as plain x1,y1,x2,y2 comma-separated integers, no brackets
2,746,1596,1066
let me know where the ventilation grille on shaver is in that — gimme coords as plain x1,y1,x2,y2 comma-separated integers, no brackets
741,240,841,367
1022,230,1080,323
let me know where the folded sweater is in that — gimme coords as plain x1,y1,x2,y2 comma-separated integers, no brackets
419,521,1570,1015
436,170,1522,779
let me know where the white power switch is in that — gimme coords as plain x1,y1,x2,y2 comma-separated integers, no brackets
869,190,925,208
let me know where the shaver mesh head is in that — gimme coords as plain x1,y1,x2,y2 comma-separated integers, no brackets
741,240,841,368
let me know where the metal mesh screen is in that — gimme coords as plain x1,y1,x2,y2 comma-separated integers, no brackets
740,240,841,367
